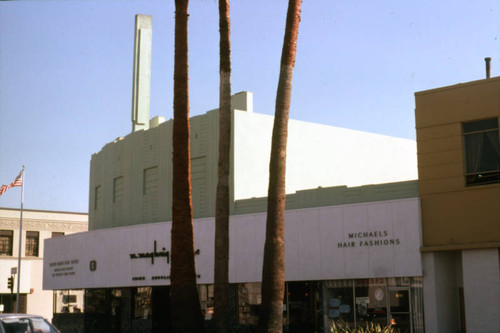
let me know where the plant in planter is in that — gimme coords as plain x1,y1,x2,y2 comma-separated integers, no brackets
331,320,401,333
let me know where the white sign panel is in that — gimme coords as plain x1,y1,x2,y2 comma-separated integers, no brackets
44,198,422,290
44,220,214,290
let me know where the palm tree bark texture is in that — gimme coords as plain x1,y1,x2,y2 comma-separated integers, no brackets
213,0,232,333
170,0,206,332
257,1,302,333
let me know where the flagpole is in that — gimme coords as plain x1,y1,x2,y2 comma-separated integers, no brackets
15,166,25,313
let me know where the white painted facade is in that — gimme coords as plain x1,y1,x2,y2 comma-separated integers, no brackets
0,208,87,320
422,252,462,333
233,110,418,201
462,249,500,333
44,198,421,290
90,91,418,230
422,249,500,333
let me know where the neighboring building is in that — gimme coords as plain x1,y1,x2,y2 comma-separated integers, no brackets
415,76,500,333
0,208,87,320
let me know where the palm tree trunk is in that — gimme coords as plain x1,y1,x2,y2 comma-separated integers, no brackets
170,0,205,332
257,1,302,332
214,0,232,332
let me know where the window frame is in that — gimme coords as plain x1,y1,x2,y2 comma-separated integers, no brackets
462,117,500,186
113,176,124,203
94,185,101,210
25,231,40,257
143,166,159,195
0,230,13,256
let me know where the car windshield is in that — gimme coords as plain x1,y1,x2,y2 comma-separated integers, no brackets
1,318,32,333
1,317,59,333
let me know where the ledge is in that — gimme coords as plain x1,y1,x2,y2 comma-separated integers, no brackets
420,241,500,252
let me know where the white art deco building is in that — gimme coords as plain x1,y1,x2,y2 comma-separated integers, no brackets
43,14,423,333
44,90,423,333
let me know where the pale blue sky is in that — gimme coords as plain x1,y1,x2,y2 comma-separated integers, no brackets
0,0,499,212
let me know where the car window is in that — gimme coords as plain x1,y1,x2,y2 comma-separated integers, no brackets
28,318,57,333
1,318,32,333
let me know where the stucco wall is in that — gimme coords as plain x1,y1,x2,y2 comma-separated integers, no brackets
44,198,422,290
415,77,500,248
462,249,500,333
422,251,462,333
233,111,417,201
90,98,418,231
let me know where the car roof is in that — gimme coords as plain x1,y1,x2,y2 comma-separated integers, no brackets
0,314,45,320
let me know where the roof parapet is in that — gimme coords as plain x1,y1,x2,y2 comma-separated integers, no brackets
231,91,253,113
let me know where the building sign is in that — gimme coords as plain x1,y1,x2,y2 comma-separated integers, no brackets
43,198,422,290
48,259,79,278
129,240,170,264
128,240,201,265
128,241,200,282
338,230,401,248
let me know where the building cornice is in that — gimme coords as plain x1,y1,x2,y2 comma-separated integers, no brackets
415,76,500,96
0,218,87,233
420,241,500,253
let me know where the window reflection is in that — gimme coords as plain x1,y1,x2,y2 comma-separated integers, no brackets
324,280,354,327
324,277,424,333
238,283,261,326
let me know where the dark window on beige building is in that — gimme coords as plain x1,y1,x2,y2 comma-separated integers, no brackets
143,167,158,195
26,231,39,257
113,176,124,203
52,232,65,238
0,230,13,256
463,118,500,186
94,185,101,210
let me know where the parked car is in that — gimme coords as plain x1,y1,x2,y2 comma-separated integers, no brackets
0,314,60,333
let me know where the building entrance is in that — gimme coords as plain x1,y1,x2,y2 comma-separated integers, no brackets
388,288,411,332
286,281,319,332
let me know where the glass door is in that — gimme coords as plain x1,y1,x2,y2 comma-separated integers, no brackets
354,280,388,328
388,288,412,333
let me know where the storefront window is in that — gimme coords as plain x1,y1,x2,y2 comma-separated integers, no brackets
134,287,152,319
323,277,424,333
85,289,106,314
323,280,354,328
237,283,261,326
355,278,387,327
54,290,85,313
198,284,214,320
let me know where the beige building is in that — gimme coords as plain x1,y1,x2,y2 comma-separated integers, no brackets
415,76,500,333
0,208,87,320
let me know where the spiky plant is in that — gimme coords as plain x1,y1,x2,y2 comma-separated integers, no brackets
331,320,401,333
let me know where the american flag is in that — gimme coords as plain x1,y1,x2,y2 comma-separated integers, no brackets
0,170,24,196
